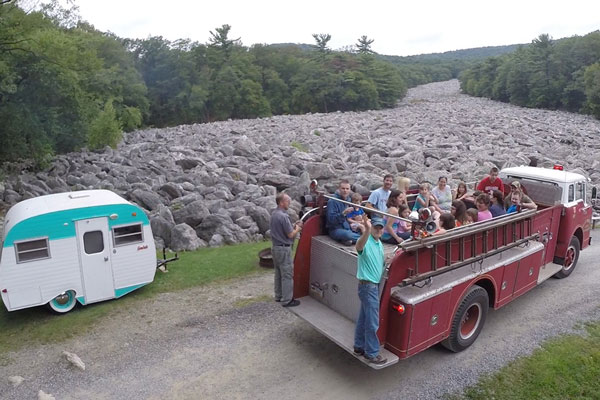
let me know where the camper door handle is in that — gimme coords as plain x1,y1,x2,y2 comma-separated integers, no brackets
104,257,109,262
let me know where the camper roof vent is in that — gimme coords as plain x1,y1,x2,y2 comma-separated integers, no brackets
68,193,91,200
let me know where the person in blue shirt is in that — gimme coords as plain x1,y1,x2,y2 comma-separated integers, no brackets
353,214,387,365
366,174,394,212
327,180,361,244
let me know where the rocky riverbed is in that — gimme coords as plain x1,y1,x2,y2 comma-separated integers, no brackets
2,79,599,249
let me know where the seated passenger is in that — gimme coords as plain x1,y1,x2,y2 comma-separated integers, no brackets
413,182,433,212
454,181,476,208
489,190,507,218
327,180,361,244
381,191,411,244
451,200,468,227
504,181,533,209
475,193,493,222
466,208,478,224
432,176,453,212
507,190,538,213
477,166,504,194
366,174,394,212
346,192,365,232
397,177,411,193
435,213,456,235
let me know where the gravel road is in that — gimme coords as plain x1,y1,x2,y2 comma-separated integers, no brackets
1,231,598,400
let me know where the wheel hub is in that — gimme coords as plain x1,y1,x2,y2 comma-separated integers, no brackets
54,292,70,305
564,247,575,270
460,304,481,340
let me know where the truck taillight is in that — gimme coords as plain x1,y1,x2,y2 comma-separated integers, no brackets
553,164,564,171
392,303,405,314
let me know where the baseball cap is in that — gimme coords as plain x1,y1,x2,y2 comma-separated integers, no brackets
510,181,521,189
371,217,385,227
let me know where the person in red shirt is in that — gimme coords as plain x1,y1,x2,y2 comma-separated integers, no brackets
476,167,504,195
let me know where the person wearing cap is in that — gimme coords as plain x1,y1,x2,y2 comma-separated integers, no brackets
353,214,387,365
271,193,303,307
504,181,534,209
477,167,504,194
366,174,394,212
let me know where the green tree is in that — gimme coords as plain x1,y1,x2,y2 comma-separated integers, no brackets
88,100,122,149
312,33,331,54
583,62,600,118
356,35,375,54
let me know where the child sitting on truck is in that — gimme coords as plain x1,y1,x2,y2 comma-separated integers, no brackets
466,208,478,224
507,190,537,213
347,193,365,232
475,193,493,222
413,183,434,212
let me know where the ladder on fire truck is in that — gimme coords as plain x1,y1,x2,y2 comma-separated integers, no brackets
397,209,540,287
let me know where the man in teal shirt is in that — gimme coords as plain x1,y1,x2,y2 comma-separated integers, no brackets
353,214,387,365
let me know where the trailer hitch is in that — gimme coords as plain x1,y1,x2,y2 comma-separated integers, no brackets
157,248,179,272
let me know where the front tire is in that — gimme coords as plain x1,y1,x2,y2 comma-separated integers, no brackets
442,285,489,352
554,236,580,279
47,290,77,314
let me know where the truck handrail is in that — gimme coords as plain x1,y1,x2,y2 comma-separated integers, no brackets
400,209,538,252
322,194,412,223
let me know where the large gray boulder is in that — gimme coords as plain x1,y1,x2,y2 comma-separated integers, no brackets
129,189,163,211
172,199,210,227
150,215,174,246
170,223,207,251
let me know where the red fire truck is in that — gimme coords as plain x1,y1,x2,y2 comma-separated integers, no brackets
289,165,594,369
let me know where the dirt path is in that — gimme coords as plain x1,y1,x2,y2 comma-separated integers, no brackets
1,230,599,400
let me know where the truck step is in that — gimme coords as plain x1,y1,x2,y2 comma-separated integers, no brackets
289,296,399,370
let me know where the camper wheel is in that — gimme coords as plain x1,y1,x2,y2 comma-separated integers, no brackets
47,290,77,314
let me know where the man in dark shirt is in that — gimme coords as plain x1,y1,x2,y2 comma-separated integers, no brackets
270,193,303,307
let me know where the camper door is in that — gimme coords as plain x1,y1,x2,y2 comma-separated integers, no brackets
76,218,115,303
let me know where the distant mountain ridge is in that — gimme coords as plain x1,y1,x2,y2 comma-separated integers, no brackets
267,42,525,62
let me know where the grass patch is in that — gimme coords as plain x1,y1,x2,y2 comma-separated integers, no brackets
0,241,272,355
291,141,309,152
451,321,600,400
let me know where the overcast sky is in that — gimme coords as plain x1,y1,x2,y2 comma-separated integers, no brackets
73,0,599,56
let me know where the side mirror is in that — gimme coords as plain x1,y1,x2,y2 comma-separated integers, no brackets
592,186,597,199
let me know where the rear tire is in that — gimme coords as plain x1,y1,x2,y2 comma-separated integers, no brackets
47,290,77,314
442,285,489,352
554,236,580,279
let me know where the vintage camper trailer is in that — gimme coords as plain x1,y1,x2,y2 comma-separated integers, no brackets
0,190,156,313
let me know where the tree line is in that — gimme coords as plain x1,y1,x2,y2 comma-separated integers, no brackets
1,2,412,166
0,0,529,168
459,32,600,119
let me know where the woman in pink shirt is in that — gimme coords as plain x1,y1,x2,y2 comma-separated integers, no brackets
475,193,493,222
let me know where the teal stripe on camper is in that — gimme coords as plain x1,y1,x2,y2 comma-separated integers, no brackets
3,204,149,247
114,283,147,298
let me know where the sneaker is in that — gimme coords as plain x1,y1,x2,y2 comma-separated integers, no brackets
353,347,364,356
343,240,354,246
275,298,282,302
364,354,387,365
282,299,300,307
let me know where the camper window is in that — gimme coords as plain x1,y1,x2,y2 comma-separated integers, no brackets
84,231,104,254
113,224,143,246
15,238,50,263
